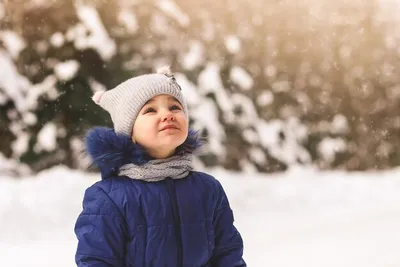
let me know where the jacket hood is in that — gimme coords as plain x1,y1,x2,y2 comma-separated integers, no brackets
85,127,202,179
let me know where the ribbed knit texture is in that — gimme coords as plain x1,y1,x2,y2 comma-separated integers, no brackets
98,72,188,136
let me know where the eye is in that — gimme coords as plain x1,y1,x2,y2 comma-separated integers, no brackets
170,104,181,111
143,107,156,114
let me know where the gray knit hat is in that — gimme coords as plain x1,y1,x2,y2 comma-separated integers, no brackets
92,66,188,136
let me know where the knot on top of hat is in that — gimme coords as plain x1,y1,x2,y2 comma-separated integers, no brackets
157,65,172,76
157,65,180,89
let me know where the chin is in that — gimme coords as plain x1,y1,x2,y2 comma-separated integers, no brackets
161,135,185,147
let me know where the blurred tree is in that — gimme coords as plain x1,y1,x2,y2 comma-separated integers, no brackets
0,0,399,175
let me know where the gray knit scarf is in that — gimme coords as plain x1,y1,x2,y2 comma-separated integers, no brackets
118,154,193,182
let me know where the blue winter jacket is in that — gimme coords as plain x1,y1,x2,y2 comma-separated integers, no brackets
74,127,246,267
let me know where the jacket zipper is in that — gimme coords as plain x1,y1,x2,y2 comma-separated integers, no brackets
166,178,183,267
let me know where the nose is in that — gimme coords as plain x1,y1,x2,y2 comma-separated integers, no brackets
161,110,175,122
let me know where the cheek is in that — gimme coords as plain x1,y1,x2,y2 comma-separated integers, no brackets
177,115,189,138
141,121,155,132
176,113,188,127
133,118,156,140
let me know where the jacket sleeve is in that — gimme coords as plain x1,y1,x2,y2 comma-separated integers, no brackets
74,184,127,267
211,180,246,267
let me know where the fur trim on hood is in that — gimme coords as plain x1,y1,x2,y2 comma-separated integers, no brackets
85,127,202,179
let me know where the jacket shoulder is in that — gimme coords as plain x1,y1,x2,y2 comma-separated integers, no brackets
92,175,133,194
189,171,226,200
189,171,231,210
190,171,223,186
85,176,138,216
190,171,218,185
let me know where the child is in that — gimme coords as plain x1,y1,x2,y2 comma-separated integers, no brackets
74,67,246,267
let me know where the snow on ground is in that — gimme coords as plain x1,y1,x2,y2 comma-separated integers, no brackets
0,165,400,267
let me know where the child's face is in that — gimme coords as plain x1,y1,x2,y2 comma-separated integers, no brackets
132,94,188,159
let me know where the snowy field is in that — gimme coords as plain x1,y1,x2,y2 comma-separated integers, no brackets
1,166,400,267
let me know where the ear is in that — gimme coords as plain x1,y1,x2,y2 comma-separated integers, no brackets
92,90,105,105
